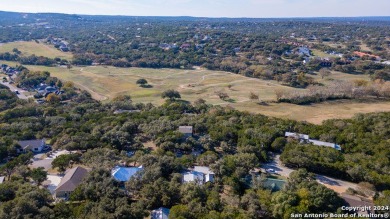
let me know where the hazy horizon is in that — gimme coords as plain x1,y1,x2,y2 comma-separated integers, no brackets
0,0,389,18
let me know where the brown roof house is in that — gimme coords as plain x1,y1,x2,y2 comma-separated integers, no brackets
55,166,88,199
18,139,46,153
179,126,193,139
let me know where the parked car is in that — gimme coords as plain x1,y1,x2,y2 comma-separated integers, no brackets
43,145,51,151
266,168,275,173
14,90,20,94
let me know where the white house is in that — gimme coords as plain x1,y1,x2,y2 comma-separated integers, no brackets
183,171,204,184
182,166,214,184
285,132,309,141
308,139,342,151
194,166,215,183
298,46,311,56
151,207,170,219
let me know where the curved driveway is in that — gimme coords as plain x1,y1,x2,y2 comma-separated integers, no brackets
261,155,359,194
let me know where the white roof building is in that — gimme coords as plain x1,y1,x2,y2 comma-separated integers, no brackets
308,139,342,151
183,171,204,184
285,132,341,150
285,132,309,140
182,166,215,184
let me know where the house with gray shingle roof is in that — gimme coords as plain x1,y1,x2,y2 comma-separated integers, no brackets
55,166,88,199
18,139,46,153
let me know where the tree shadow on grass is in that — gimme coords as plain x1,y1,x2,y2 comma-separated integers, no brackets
140,84,153,88
224,98,236,103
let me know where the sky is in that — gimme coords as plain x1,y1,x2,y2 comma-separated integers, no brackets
0,0,389,18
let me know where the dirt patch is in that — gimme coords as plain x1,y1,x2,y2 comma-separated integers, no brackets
143,141,158,151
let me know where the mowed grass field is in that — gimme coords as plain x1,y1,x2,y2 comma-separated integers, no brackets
2,60,390,124
311,49,342,58
0,41,73,60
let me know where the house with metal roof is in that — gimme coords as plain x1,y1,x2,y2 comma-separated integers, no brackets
285,132,309,141
285,132,341,151
308,139,342,151
111,166,143,182
55,166,88,199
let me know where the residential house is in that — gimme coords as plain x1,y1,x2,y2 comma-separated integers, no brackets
183,170,204,184
381,61,390,65
55,166,89,198
195,44,205,50
36,83,48,92
59,45,69,52
179,126,193,138
151,207,170,219
285,132,309,141
308,139,342,151
353,51,381,61
113,109,141,114
182,166,214,184
159,43,177,50
0,176,4,184
111,166,143,182
285,132,341,151
202,35,211,41
194,166,214,183
159,43,171,50
18,139,46,153
180,43,191,50
37,84,58,96
0,64,8,71
297,46,311,56
341,193,375,215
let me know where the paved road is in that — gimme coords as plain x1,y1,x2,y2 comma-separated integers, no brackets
0,80,30,99
261,155,359,193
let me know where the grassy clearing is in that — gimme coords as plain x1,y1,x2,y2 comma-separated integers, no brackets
0,41,73,60
310,70,371,85
8,64,295,104
2,61,390,124
233,99,390,124
358,41,373,52
322,42,346,49
312,49,341,58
